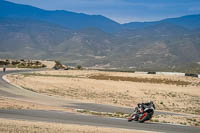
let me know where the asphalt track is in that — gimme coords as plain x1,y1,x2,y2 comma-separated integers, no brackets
0,70,200,133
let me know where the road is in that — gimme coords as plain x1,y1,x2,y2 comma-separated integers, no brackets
0,70,200,133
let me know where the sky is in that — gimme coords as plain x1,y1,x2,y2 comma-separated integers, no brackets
6,0,200,24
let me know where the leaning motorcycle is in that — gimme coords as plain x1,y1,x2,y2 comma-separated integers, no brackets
128,103,155,123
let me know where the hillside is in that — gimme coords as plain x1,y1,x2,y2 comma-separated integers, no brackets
0,18,73,59
0,0,121,32
123,14,200,30
0,0,200,72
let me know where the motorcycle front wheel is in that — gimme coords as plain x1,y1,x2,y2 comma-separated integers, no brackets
128,113,138,122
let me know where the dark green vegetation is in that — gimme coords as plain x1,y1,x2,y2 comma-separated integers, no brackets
0,0,200,72
0,59,46,68
53,61,66,70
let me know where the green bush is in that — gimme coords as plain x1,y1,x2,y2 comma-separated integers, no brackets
76,65,82,70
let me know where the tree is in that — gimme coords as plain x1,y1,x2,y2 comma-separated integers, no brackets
76,65,82,70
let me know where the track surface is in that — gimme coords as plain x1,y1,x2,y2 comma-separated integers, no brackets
0,70,200,133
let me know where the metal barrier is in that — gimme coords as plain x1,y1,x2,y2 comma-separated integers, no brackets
135,71,148,74
147,72,156,74
156,72,185,76
185,73,199,78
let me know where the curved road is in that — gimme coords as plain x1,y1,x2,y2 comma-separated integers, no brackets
0,70,200,133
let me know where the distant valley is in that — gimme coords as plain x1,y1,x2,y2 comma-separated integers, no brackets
0,0,200,72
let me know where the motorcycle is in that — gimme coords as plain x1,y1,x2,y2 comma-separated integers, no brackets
128,102,155,123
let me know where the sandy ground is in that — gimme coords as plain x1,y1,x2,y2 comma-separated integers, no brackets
151,115,200,127
38,60,55,69
77,109,200,127
6,70,200,115
0,96,73,112
0,118,154,133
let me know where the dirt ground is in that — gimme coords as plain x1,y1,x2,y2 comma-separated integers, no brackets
151,114,200,127
39,60,56,69
0,96,73,112
0,118,153,133
6,70,200,115
76,109,200,127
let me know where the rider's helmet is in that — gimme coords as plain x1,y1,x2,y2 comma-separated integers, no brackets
149,101,155,109
149,101,153,104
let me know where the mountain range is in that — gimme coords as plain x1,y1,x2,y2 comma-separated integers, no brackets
0,0,200,72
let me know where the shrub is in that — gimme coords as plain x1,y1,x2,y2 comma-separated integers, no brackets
76,65,82,70
53,61,64,70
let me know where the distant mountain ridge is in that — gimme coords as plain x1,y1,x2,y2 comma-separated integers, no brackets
0,0,200,72
1,0,200,32
0,0,121,32
123,14,200,30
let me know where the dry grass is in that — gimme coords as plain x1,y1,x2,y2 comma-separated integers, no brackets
39,60,56,69
77,109,130,118
0,96,73,112
6,70,200,115
76,109,200,127
151,115,200,127
0,118,153,133
89,74,192,86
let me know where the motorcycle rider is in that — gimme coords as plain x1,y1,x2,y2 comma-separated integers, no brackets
128,101,155,122
137,101,155,112
3,64,6,72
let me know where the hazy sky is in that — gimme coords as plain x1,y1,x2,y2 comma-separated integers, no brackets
6,0,200,23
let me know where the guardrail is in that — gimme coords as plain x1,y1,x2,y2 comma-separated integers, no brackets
185,73,199,78
156,72,185,76
134,72,148,74
147,72,156,74
135,71,200,78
